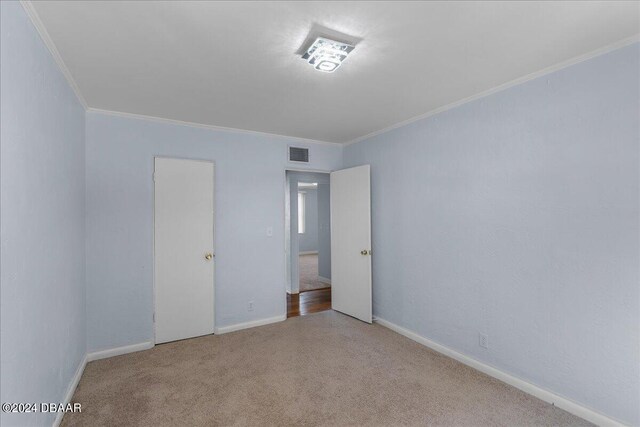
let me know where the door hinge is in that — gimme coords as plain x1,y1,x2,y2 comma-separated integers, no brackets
153,312,155,322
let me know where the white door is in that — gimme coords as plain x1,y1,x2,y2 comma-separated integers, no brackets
330,165,372,323
154,158,215,344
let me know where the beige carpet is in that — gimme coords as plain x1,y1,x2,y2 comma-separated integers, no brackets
299,253,328,292
62,311,591,427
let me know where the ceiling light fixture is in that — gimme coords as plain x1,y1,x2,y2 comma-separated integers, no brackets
302,37,354,73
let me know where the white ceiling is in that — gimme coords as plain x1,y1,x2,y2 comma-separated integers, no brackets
29,1,639,143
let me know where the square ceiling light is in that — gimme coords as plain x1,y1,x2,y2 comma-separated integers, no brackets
302,37,354,73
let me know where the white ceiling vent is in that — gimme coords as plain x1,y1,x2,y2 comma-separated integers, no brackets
289,146,309,163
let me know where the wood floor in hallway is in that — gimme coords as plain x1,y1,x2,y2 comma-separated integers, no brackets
287,287,331,318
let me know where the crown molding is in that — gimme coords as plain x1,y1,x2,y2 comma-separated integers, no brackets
345,34,640,146
21,0,335,145
87,108,341,146
20,1,88,109
18,0,638,147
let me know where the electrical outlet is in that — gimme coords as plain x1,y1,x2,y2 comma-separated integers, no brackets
479,333,489,349
248,301,254,311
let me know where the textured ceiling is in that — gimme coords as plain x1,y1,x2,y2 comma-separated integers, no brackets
30,1,640,143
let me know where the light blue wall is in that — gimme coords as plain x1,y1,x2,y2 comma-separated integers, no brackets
86,113,342,351
298,187,318,252
0,3,87,426
317,183,331,280
344,43,640,425
3,4,636,423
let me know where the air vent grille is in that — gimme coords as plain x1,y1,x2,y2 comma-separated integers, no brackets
289,146,309,163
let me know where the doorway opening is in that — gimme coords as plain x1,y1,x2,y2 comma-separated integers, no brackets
285,171,331,318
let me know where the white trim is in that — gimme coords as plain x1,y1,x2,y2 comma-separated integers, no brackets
299,251,318,256
345,35,640,146
214,315,286,335
15,3,639,147
20,1,88,109
19,0,339,146
318,276,331,285
373,317,627,427
87,108,339,146
87,341,154,362
52,355,87,427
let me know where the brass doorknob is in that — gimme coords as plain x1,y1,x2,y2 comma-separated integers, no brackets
360,250,368,256
205,253,213,260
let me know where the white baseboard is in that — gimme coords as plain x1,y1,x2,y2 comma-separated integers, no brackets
52,354,87,427
318,276,331,285
373,317,625,427
87,341,154,362
52,341,153,426
299,251,318,255
214,315,286,334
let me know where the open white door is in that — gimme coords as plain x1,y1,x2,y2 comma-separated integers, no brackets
330,165,372,323
154,158,215,344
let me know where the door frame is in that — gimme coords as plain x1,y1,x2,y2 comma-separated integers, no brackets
283,168,332,312
153,155,216,344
